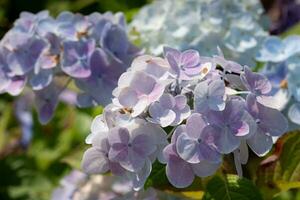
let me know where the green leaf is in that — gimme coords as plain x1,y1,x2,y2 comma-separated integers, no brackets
278,132,300,182
144,161,169,189
281,22,300,38
0,102,11,150
203,174,263,200
61,145,87,169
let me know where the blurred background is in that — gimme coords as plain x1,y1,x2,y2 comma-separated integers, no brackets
0,0,299,200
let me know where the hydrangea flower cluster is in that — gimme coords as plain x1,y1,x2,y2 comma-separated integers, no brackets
82,47,288,189
129,0,267,66
0,10,139,124
256,35,300,127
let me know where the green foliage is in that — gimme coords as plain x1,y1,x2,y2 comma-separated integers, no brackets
281,22,300,38
203,174,263,200
145,161,169,189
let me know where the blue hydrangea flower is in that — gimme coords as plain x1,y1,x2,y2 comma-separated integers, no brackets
256,36,300,62
130,0,267,66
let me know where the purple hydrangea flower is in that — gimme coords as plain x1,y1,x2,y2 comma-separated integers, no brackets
246,94,288,156
4,76,27,96
148,94,190,127
163,123,221,188
61,39,95,78
14,10,50,33
176,113,221,163
2,31,48,76
241,66,272,98
113,70,166,117
82,133,126,176
82,115,167,190
206,98,256,154
194,79,226,113
108,127,157,172
164,47,209,80
130,55,171,80
34,84,59,124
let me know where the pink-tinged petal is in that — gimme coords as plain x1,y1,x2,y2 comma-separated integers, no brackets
241,67,271,95
186,113,207,139
132,97,148,117
247,128,273,156
38,54,58,69
164,144,195,188
180,49,200,68
192,160,220,177
175,95,187,110
118,87,138,107
6,76,27,96
231,121,249,137
81,147,109,174
62,61,91,78
130,71,156,95
163,46,181,59
183,66,202,76
148,83,165,103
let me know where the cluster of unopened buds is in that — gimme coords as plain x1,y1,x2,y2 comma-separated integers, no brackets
0,10,139,124
82,47,288,189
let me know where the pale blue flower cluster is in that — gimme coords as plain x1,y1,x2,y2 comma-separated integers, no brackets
82,47,288,189
129,0,267,67
0,10,139,124
256,35,300,127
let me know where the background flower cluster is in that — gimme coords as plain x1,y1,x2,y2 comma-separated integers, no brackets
0,10,139,124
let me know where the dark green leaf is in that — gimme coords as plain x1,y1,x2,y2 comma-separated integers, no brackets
203,174,263,200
